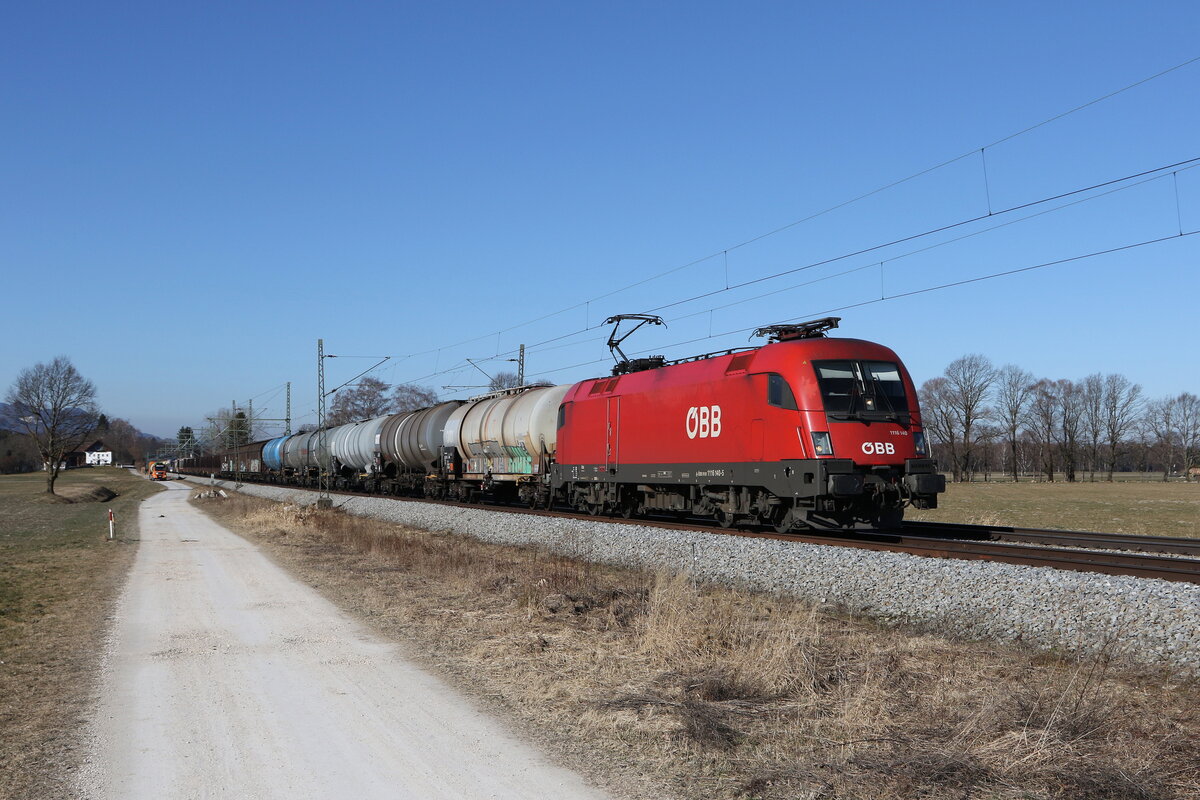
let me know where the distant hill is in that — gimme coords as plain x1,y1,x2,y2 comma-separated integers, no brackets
0,402,21,432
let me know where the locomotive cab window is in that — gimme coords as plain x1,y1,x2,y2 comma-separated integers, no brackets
766,373,798,410
813,360,909,420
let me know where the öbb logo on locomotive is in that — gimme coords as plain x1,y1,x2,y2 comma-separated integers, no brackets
685,405,722,439
179,316,946,530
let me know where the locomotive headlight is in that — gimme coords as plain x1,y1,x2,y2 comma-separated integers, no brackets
914,431,928,457
811,431,833,456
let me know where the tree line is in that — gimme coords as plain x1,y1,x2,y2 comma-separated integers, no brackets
919,355,1199,482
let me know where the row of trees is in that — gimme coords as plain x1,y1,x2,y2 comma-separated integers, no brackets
919,354,1199,482
195,375,472,446
323,372,524,427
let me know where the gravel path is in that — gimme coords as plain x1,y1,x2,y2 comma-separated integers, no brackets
199,478,1200,677
77,480,611,800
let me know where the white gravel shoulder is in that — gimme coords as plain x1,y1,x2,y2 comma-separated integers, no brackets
199,478,1200,677
78,480,612,800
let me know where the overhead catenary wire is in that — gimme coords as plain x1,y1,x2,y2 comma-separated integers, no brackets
388,156,1200,387
663,163,1198,326
213,57,1200,414
291,227,1198,414
349,55,1200,369
519,228,1199,380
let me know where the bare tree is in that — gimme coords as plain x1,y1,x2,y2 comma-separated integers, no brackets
488,371,522,391
1176,392,1200,481
1027,380,1059,482
4,356,99,494
994,364,1034,482
391,383,439,413
941,354,996,481
1055,379,1084,482
1144,397,1177,481
1102,374,1142,481
106,417,145,465
327,377,393,426
1080,374,1105,481
918,377,960,480
0,430,41,473
203,408,254,450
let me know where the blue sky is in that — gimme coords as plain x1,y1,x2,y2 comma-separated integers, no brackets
2,1,1197,437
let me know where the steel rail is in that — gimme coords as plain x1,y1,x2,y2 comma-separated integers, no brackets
177,472,1200,584
901,520,1200,557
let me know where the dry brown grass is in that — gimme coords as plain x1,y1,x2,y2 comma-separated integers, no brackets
0,468,160,800
195,491,1200,800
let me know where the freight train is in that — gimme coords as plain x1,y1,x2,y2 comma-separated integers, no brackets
179,318,944,529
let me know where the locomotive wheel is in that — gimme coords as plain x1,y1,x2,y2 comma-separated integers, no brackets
716,509,736,529
875,506,903,530
586,502,602,516
619,501,636,519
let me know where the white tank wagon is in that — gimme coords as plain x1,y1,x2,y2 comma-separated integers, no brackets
439,385,571,504
281,430,322,474
330,415,391,476
308,428,335,476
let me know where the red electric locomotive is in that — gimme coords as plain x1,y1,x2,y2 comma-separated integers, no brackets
551,317,944,529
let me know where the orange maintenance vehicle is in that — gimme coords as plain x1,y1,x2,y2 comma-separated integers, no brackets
147,461,168,481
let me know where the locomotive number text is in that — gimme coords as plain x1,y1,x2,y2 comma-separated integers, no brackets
686,405,722,439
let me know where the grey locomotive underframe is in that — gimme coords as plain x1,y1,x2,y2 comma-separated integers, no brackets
549,458,943,528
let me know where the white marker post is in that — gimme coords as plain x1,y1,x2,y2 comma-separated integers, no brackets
108,508,115,541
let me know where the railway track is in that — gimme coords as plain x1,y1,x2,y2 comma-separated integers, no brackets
902,520,1200,556
186,474,1200,584
520,506,1200,584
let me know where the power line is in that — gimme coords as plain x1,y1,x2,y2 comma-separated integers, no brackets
517,229,1199,381
642,156,1200,317
389,156,1199,387
666,164,1197,325
347,54,1200,370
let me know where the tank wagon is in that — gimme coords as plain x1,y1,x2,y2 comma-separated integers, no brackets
182,318,944,529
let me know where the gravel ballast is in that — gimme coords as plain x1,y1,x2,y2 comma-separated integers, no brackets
192,478,1200,677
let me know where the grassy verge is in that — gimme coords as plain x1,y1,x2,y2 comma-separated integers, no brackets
0,468,161,799
195,491,1200,800
908,481,1199,538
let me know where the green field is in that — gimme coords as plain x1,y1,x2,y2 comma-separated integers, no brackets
908,479,1200,538
0,467,161,799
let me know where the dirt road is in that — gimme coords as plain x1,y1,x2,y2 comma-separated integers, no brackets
78,482,610,799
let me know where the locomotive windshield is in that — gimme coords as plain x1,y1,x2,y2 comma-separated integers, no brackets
813,360,909,421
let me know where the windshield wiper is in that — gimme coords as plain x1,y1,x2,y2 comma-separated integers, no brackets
870,375,910,423
827,383,865,420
